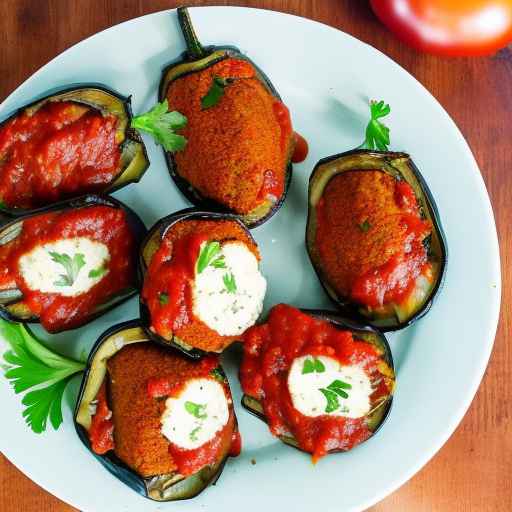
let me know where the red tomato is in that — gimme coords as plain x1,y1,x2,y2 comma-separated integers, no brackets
370,0,512,56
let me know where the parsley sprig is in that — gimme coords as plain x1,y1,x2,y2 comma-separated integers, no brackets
184,401,207,420
223,273,237,294
1,319,85,433
196,241,226,273
358,100,391,151
50,251,85,287
302,357,325,374
319,379,352,414
131,100,188,152
201,76,234,109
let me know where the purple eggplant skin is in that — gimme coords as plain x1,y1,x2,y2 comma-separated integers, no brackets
158,7,293,228
138,207,260,359
0,194,147,329
74,319,238,502
241,307,395,454
306,149,447,332
0,84,150,219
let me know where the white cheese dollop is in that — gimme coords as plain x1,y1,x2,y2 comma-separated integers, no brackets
18,237,109,297
160,378,229,450
287,355,373,419
192,241,266,336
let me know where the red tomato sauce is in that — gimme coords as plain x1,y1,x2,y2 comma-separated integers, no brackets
350,180,431,308
0,205,137,331
291,132,309,163
89,381,114,455
0,101,121,209
142,232,207,339
146,355,239,477
240,304,393,461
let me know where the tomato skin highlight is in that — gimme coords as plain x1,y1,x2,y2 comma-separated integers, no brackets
370,0,512,56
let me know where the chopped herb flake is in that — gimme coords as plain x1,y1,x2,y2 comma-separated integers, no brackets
184,401,207,419
223,272,237,293
201,76,234,109
49,251,85,287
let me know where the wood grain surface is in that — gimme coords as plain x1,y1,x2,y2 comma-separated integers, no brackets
0,1,510,511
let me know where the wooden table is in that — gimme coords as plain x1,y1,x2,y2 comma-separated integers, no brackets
0,1,510,510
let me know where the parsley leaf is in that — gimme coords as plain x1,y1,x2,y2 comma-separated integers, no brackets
319,379,352,413
319,388,340,414
184,401,207,419
223,273,237,293
359,100,391,151
88,265,107,278
201,76,234,109
302,357,326,374
1,319,85,433
210,367,225,382
196,241,222,274
131,100,187,152
49,251,85,287
159,292,169,306
358,219,371,232
189,425,202,441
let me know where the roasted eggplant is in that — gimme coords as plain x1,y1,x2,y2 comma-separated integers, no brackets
306,149,447,331
158,7,294,227
0,195,146,332
0,86,149,216
240,305,394,458
139,207,266,358
75,319,240,502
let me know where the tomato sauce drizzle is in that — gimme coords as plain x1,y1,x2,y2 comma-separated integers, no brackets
146,355,239,477
89,381,114,455
142,232,208,339
349,180,431,308
0,101,121,209
0,205,136,332
240,304,393,461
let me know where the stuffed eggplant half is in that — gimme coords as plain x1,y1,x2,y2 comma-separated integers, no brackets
140,208,267,358
0,195,146,332
0,86,149,215
307,150,447,331
75,320,240,501
240,304,394,461
158,7,302,227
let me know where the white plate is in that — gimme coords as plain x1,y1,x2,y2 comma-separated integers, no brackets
0,7,500,512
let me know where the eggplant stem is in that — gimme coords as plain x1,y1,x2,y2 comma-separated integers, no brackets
177,7,205,60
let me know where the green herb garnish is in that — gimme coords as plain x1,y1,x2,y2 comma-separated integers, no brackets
223,273,237,293
319,379,352,413
184,401,207,419
359,100,391,151
302,357,325,374
197,241,224,273
189,425,201,441
49,251,85,287
131,99,187,152
211,367,225,382
358,219,371,232
1,319,85,433
201,76,234,109
88,265,107,278
159,292,169,306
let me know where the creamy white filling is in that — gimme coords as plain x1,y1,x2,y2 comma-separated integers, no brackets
192,241,266,336
287,355,373,419
18,237,110,297
160,378,229,450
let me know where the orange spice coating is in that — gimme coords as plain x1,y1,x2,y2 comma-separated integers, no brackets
167,58,292,214
165,219,259,352
107,343,222,477
315,170,411,297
